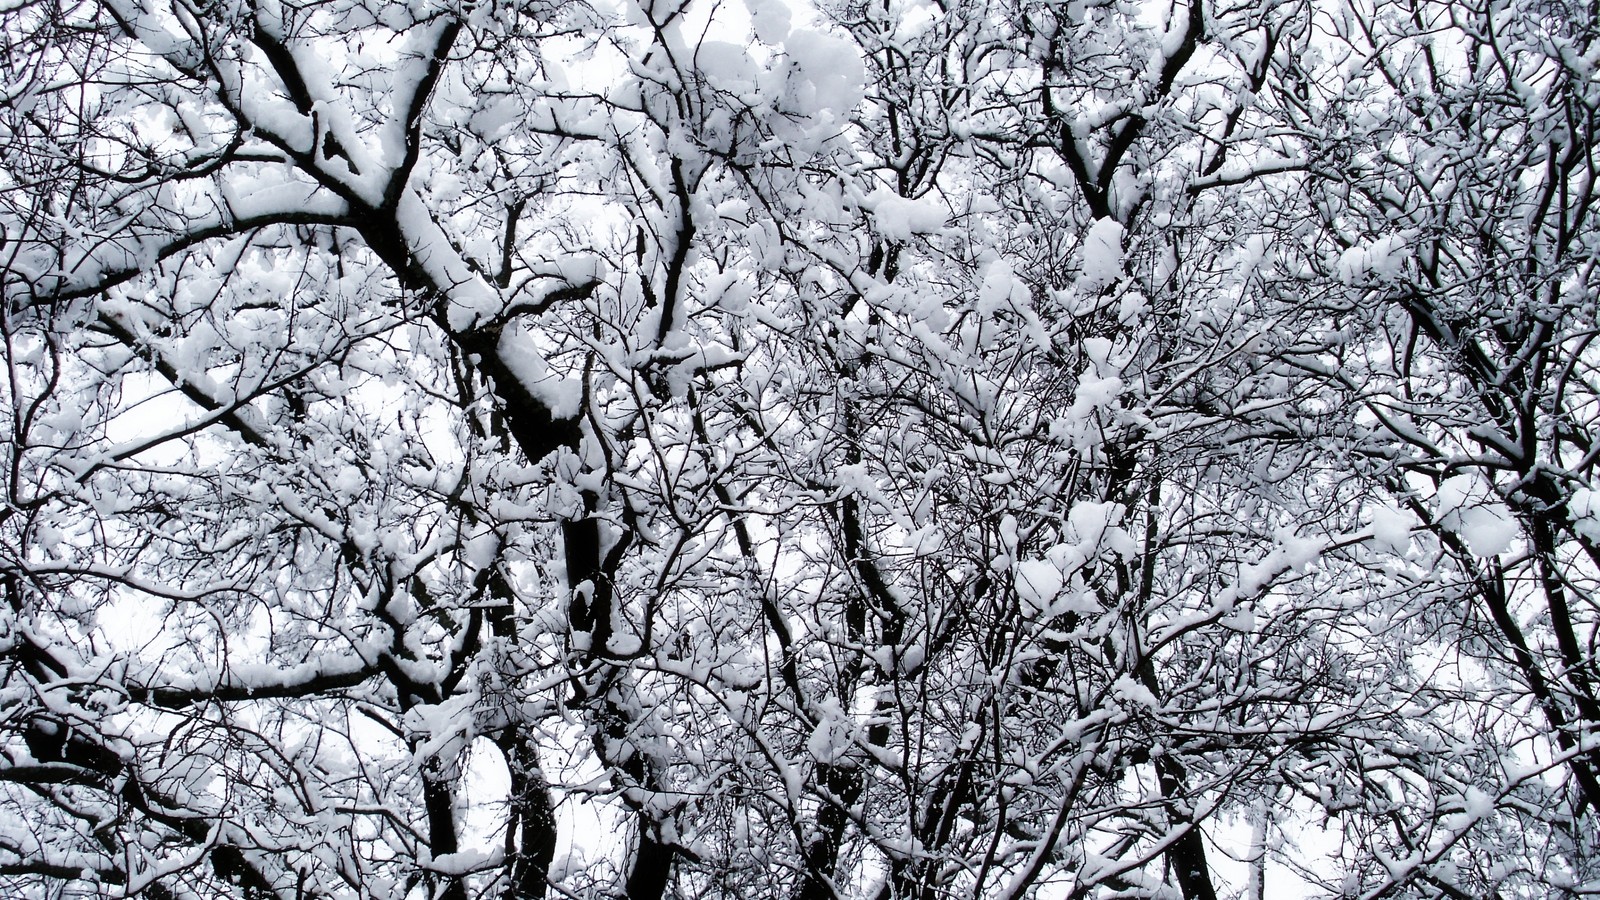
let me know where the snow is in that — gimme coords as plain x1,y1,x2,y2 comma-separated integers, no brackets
806,701,855,765
904,525,943,557
1014,559,1064,614
1112,675,1159,709
1161,3,1193,57
1069,374,1124,419
695,41,761,91
1335,234,1411,284
1066,501,1123,552
470,96,525,142
1435,475,1517,557
234,76,316,156
1456,505,1517,557
1366,503,1414,555
896,643,925,674
1434,474,1476,518
782,28,865,117
866,188,947,242
998,513,1020,552
429,849,501,876
396,190,504,331
1079,218,1126,288
462,529,500,569
1570,487,1600,543
978,259,1029,315
1220,606,1257,632
743,0,792,43
1459,786,1495,820
496,328,583,420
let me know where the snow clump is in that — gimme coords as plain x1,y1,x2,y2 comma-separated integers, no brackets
782,29,865,118
867,187,947,242
1078,218,1125,289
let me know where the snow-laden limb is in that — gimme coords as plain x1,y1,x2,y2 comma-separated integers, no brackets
10,203,353,307
125,654,385,708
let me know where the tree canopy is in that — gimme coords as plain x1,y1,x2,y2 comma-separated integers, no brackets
3,0,1600,897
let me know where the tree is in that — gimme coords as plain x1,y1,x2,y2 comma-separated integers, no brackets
0,0,1595,898
1261,0,1600,891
